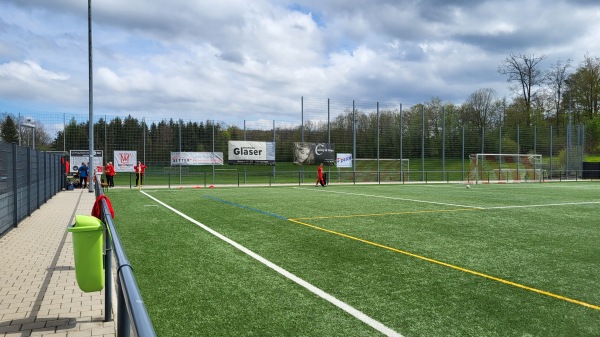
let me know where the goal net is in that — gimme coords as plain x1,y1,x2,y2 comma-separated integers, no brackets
469,154,543,184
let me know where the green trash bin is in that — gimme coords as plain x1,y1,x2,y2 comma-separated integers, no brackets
68,215,105,292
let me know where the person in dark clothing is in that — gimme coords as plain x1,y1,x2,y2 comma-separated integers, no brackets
78,162,89,189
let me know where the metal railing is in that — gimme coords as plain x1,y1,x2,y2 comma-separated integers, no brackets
94,175,157,337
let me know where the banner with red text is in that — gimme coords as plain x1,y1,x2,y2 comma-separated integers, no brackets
114,151,137,172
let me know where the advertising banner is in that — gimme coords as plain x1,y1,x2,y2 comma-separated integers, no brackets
171,152,224,166
114,151,137,172
336,153,353,168
293,143,335,166
69,150,103,173
228,141,275,165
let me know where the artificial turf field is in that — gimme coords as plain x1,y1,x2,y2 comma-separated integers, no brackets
106,182,600,336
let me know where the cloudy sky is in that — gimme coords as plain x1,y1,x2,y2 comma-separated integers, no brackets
1,0,600,122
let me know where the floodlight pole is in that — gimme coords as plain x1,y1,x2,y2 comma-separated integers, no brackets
352,100,356,171
567,87,572,177
20,118,36,150
23,124,36,150
400,104,403,181
179,119,182,184
88,0,94,193
565,79,572,178
301,97,304,182
327,99,330,180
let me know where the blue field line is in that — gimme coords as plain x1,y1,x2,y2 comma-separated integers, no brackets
204,195,289,220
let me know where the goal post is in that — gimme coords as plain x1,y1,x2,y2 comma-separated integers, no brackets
469,154,543,184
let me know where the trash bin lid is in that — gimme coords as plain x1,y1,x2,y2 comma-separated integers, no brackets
67,215,104,232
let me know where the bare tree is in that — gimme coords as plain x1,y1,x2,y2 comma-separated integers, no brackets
498,53,546,126
463,88,501,131
544,59,571,129
461,88,502,152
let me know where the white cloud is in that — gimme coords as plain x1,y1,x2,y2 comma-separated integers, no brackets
0,60,68,82
0,60,78,103
1,0,600,120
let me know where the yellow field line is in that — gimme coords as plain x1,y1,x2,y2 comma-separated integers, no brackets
294,208,478,220
287,218,600,311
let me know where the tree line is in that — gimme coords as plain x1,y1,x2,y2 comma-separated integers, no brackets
1,52,599,162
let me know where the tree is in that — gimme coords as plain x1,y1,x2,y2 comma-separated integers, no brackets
1,115,19,143
461,88,502,153
402,104,425,158
378,109,401,159
462,88,501,131
544,59,571,130
503,97,528,127
498,53,546,126
571,54,600,121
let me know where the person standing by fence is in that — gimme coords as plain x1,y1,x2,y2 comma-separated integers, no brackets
78,162,89,189
134,162,147,187
61,157,70,189
105,162,115,187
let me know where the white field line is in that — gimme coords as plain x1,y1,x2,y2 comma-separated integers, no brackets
141,191,403,337
485,201,600,209
294,187,599,211
294,187,484,209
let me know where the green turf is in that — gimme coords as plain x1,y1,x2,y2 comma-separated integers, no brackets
105,182,600,336
105,159,471,187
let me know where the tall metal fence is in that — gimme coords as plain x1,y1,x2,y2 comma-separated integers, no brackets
3,97,589,186
0,142,63,235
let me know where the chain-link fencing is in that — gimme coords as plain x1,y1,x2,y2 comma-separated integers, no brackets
1,97,588,187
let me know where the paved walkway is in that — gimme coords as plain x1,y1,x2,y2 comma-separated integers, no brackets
0,189,116,337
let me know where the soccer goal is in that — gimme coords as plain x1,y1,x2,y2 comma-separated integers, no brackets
469,154,543,184
355,158,410,182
